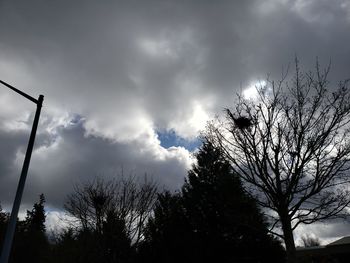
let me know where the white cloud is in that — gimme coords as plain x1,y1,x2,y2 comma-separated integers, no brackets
294,221,350,246
45,210,76,234
139,38,178,59
168,100,212,139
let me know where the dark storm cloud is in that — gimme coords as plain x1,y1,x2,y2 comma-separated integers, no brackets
0,123,51,206
1,0,349,129
0,129,26,179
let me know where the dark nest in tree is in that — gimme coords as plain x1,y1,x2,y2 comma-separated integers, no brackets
233,116,253,129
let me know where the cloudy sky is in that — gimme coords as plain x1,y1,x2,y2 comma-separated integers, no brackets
1,0,350,244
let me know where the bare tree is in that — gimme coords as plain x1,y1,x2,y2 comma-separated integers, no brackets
64,174,158,245
207,60,350,263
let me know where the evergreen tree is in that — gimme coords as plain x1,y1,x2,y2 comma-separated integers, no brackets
182,141,285,262
0,204,8,224
139,192,196,263
11,194,49,263
0,203,9,249
25,194,46,233
101,210,133,263
52,210,133,263
51,228,79,263
140,141,285,263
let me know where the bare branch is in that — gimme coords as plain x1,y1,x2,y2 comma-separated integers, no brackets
206,60,350,259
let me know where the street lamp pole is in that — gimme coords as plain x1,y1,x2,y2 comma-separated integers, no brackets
0,80,44,263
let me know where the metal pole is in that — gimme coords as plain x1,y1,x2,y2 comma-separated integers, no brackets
0,80,38,104
0,95,44,263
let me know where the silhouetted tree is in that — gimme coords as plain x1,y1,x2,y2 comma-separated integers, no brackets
58,175,157,262
140,142,284,262
65,177,115,234
11,194,49,263
139,191,195,263
52,214,133,263
0,204,8,224
101,211,133,263
25,194,46,233
64,175,157,245
0,203,9,249
51,228,79,263
207,59,350,263
182,141,284,262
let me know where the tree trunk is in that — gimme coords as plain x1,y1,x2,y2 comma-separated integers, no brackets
279,210,297,263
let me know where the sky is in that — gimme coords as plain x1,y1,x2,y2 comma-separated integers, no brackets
1,0,350,244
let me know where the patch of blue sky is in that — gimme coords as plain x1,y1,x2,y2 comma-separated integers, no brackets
157,130,201,152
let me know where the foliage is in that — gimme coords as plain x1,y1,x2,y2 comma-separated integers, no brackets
0,204,9,249
52,216,133,263
139,191,195,263
1,157,287,263
10,194,49,263
140,141,285,262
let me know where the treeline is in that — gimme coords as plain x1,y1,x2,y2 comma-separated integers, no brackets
0,194,49,262
0,141,285,262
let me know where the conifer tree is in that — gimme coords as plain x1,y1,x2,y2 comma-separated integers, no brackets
141,141,285,263
182,141,284,262
11,194,49,263
25,194,46,233
0,204,9,249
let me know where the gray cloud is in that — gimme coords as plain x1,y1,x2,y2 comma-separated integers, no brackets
0,117,190,208
1,1,349,127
